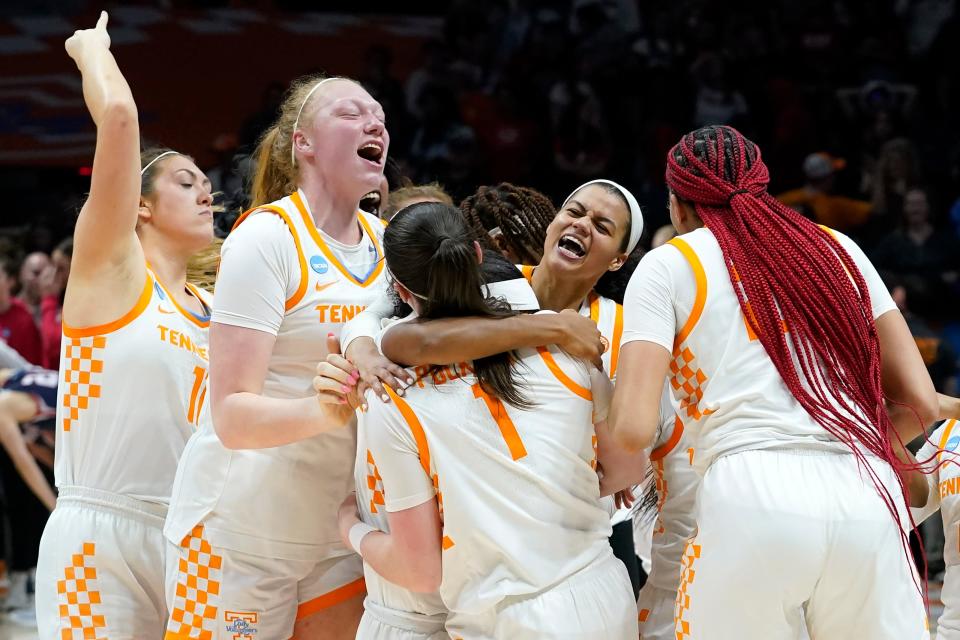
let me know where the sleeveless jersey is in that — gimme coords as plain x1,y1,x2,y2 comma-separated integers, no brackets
623,227,896,474
54,268,211,504
165,190,387,560
3,366,58,428
364,345,611,615
519,264,624,379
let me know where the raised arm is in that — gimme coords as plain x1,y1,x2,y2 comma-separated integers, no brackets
64,12,144,297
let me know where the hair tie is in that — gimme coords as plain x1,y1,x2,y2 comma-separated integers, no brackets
726,189,751,205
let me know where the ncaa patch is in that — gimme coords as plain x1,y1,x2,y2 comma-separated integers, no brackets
310,255,329,275
947,436,960,452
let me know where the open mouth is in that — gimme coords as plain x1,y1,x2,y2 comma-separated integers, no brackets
357,141,384,165
359,190,381,214
557,234,587,259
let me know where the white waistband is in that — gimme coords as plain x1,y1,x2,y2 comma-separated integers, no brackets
364,597,446,633
56,486,167,525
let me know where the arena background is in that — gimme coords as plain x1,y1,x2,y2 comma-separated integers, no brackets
1,0,959,636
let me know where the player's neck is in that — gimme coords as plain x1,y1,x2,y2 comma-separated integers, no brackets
530,267,593,312
297,179,363,246
142,244,189,299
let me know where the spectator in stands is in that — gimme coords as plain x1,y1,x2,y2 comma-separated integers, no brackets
778,152,873,232
17,252,50,323
38,238,72,371
0,256,42,366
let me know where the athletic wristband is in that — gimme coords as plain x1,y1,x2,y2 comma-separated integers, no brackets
348,521,377,556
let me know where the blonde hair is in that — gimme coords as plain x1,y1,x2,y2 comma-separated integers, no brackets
383,183,454,220
249,74,358,208
186,238,223,292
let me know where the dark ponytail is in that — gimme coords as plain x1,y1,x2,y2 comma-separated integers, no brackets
385,202,532,408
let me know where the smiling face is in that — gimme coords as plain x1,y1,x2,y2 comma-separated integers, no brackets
293,79,390,204
541,184,629,280
139,154,215,254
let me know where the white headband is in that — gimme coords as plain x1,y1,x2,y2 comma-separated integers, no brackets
291,77,341,166
563,179,644,255
483,278,540,311
140,151,180,175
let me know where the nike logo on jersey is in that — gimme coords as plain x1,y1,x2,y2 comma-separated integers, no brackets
315,281,337,294
157,304,176,314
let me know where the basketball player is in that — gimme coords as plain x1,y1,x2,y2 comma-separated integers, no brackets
333,203,639,638
34,12,215,637
330,253,544,640
0,367,58,511
611,125,937,638
163,75,393,639
342,178,648,594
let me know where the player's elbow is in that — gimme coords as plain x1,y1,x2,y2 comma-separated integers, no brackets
610,418,655,454
915,389,940,428
213,420,243,450
211,398,245,450
100,99,138,130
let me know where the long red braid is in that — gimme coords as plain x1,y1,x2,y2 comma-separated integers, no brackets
665,125,923,584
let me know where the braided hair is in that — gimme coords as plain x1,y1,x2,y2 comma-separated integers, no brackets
666,125,922,575
460,183,556,265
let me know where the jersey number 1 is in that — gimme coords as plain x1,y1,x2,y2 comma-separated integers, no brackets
187,366,209,427
471,384,527,460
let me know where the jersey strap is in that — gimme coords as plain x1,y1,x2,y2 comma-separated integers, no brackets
233,203,309,310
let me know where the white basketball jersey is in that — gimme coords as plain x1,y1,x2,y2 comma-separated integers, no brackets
165,191,387,560
55,268,211,504
650,228,894,474
519,265,624,379
363,346,611,616
354,412,447,618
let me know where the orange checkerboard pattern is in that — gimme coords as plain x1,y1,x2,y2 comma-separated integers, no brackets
165,525,223,640
61,336,105,432
366,450,385,514
674,539,701,640
670,347,712,421
653,460,667,536
56,542,107,640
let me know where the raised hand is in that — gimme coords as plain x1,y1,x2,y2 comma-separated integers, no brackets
65,11,111,63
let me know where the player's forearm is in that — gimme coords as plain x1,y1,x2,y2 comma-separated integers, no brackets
358,531,441,593
213,393,350,450
75,44,136,128
939,393,960,421
596,421,649,496
383,314,563,367
0,420,56,510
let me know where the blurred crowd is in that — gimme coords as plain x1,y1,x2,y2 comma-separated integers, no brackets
2,0,960,624
3,0,958,390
